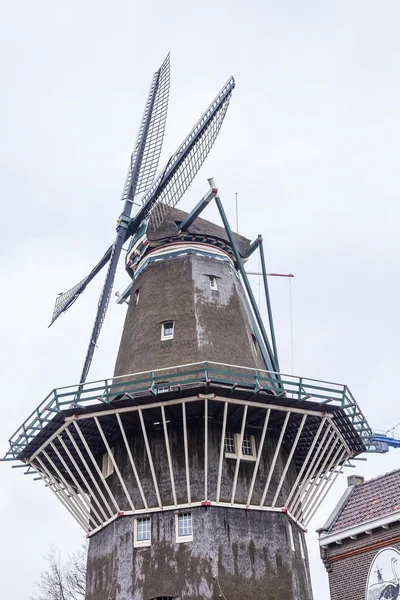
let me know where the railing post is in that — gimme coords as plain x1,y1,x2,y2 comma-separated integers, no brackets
104,380,110,404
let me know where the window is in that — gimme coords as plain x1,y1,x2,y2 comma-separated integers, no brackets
224,432,256,460
134,517,151,548
161,321,174,340
209,275,218,290
176,512,193,542
224,432,236,454
101,447,114,478
241,433,254,456
134,289,139,305
157,381,170,393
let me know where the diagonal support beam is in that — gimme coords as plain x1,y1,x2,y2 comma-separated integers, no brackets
178,187,218,233
258,235,280,371
211,180,279,376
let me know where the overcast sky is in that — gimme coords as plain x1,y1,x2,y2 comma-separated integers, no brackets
1,1,400,598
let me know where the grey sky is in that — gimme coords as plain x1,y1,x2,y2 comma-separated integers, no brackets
1,1,400,598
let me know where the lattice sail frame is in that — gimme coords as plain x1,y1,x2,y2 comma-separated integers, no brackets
121,53,170,203
49,245,113,326
3,362,374,536
145,77,235,231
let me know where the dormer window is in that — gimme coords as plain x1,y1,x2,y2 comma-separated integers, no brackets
161,321,174,340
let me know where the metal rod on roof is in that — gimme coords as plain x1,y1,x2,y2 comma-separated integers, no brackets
258,235,280,372
235,192,239,232
211,180,279,376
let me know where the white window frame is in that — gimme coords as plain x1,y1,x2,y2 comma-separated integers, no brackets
161,321,174,341
176,512,193,543
134,516,151,548
101,447,114,478
209,275,218,291
157,381,170,394
224,432,256,461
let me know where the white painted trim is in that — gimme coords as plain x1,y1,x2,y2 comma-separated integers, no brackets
64,394,330,422
286,420,330,512
33,458,88,531
134,516,151,548
272,413,307,508
260,411,290,506
72,421,120,513
288,522,295,552
291,430,337,517
319,508,400,547
231,405,248,503
204,398,208,501
247,408,271,505
161,405,177,506
138,410,162,508
116,413,148,510
300,444,344,521
298,531,305,560
305,456,347,527
94,417,135,511
161,321,174,341
175,512,193,543
64,426,114,518
182,402,191,505
56,434,109,522
86,502,307,538
216,402,228,503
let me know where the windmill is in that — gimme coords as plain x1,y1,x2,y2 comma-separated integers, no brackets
49,53,235,385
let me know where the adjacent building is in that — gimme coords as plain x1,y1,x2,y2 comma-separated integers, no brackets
318,470,400,600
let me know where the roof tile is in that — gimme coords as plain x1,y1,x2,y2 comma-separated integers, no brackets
330,468,400,533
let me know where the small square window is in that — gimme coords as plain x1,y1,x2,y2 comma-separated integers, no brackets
241,433,254,456
176,512,193,542
209,276,218,291
101,447,114,478
134,517,151,548
224,432,236,454
157,381,170,394
161,321,174,340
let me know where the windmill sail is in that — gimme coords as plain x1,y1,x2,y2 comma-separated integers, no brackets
143,76,235,231
78,56,171,385
121,53,170,205
50,61,235,386
49,54,171,329
49,244,114,326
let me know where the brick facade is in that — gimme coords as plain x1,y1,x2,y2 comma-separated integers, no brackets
319,471,400,600
321,522,400,599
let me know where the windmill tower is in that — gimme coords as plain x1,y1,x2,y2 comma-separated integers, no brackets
1,56,376,600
